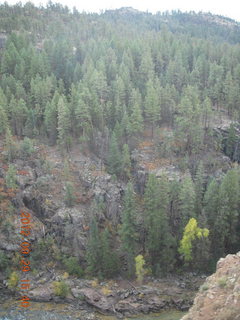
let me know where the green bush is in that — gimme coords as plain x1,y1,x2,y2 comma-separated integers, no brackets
0,250,9,271
63,256,84,277
218,277,227,288
30,236,55,268
53,280,69,298
200,283,209,291
19,137,34,159
8,271,19,289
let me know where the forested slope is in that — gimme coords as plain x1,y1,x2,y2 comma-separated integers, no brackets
0,3,240,284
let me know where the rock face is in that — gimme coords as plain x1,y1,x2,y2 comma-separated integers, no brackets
181,252,240,320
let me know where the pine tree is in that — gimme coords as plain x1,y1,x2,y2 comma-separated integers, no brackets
175,86,203,154
144,174,175,275
159,85,176,125
203,178,219,229
64,182,76,207
130,102,143,135
179,173,196,232
144,79,161,137
9,98,28,136
225,124,237,159
130,88,143,135
5,128,16,162
57,96,71,151
101,228,119,278
194,162,205,216
120,182,138,278
44,97,58,145
107,132,122,176
0,105,9,135
86,217,101,277
23,108,38,138
121,144,131,180
138,50,154,92
120,110,131,143
73,90,91,140
6,164,17,189
216,168,240,255
202,97,212,130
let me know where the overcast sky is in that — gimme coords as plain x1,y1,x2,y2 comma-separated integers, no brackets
4,0,240,22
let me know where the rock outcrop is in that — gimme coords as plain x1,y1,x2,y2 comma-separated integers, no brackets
181,252,240,320
25,275,196,316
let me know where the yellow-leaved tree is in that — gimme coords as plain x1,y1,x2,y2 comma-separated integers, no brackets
135,255,146,284
178,218,209,263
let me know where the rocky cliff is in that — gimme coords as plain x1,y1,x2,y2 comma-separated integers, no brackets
181,252,240,320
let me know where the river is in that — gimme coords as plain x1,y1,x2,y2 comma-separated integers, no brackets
0,300,186,320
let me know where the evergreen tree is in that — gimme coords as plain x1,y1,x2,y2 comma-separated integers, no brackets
107,132,122,176
5,164,17,189
175,86,203,154
120,182,138,278
57,96,71,151
216,168,240,255
130,88,143,135
144,79,161,137
64,182,76,207
144,174,175,275
0,105,9,135
5,128,16,162
138,50,154,91
194,162,205,216
44,93,59,145
120,110,131,143
202,97,212,130
179,173,196,232
86,217,101,277
73,87,92,140
19,137,34,159
225,124,237,159
121,144,131,180
101,228,119,278
9,98,27,136
204,178,219,229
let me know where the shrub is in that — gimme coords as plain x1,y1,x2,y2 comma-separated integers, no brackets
218,277,227,288
8,271,19,289
35,175,51,192
200,283,209,291
53,280,69,298
30,236,55,268
63,256,84,277
91,279,99,287
0,250,9,271
19,137,34,159
101,286,112,296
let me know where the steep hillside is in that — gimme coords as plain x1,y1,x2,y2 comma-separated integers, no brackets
0,4,240,318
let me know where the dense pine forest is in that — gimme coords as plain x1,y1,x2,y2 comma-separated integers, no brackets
1,2,240,283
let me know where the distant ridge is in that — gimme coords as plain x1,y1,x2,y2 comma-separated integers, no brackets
105,7,142,15
105,7,239,26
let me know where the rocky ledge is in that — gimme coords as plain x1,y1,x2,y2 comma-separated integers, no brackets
181,252,240,320
2,274,204,318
